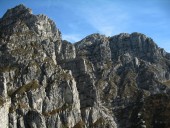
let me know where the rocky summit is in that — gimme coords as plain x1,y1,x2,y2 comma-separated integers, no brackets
0,4,170,128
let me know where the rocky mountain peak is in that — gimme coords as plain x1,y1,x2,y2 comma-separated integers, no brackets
82,33,106,41
2,4,32,20
0,4,170,128
0,4,61,45
109,32,163,63
75,33,108,49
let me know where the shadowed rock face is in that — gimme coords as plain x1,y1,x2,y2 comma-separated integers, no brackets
0,4,170,128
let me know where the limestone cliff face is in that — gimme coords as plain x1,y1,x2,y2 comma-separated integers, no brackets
0,4,170,128
0,5,81,128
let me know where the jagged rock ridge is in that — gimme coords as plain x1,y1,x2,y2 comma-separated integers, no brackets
0,4,170,128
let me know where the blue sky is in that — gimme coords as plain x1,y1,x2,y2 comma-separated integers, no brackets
0,0,170,52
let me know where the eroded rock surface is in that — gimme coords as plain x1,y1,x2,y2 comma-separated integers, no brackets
0,4,170,128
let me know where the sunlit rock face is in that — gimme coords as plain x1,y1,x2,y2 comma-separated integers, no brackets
0,4,170,128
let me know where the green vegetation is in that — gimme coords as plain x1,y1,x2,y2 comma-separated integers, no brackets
104,60,113,70
73,121,85,128
61,72,72,80
12,80,39,96
18,102,29,109
0,66,17,72
7,88,15,97
0,96,5,106
43,103,71,117
61,124,69,128
142,94,170,128
9,102,29,113
93,117,105,127
11,47,31,56
43,57,56,66
162,80,170,87
28,61,41,75
9,106,15,113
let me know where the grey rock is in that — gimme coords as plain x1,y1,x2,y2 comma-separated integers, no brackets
0,4,170,128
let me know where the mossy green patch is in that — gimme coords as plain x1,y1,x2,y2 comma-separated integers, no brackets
162,80,170,87
43,103,71,117
92,117,106,127
12,80,39,96
0,66,17,73
73,121,85,128
0,96,5,106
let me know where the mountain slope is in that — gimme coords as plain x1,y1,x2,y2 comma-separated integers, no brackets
0,4,170,128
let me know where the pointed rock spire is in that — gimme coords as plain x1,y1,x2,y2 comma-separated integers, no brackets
2,4,32,19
